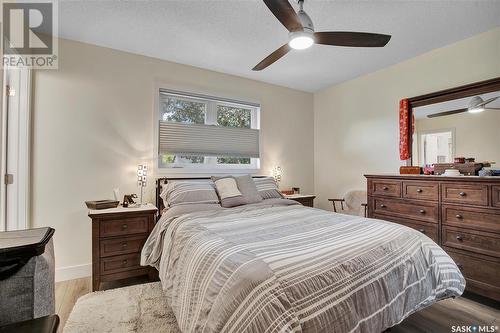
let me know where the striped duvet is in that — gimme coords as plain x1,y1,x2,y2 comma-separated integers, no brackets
141,203,465,333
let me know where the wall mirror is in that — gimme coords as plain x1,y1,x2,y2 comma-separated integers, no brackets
407,78,500,174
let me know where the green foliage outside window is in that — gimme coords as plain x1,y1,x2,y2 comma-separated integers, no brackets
161,97,205,124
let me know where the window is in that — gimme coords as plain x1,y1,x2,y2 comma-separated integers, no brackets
419,129,454,166
157,89,260,170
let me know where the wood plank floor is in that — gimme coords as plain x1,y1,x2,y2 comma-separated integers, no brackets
56,277,499,332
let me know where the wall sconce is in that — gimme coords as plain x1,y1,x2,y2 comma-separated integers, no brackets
137,164,147,205
272,166,282,187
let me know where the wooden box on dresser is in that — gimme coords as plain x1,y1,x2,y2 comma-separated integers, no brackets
365,174,500,301
88,204,158,291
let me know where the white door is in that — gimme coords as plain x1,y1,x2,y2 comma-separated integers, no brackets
0,67,31,231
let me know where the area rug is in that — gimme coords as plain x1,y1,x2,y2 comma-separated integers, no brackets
64,282,181,333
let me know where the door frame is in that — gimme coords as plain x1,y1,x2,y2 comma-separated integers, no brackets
0,66,32,231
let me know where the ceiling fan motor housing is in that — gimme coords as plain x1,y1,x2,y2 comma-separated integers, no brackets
297,10,314,33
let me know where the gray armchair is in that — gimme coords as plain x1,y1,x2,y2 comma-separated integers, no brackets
0,228,55,326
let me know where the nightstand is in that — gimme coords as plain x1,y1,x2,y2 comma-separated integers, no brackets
88,204,158,291
284,194,316,207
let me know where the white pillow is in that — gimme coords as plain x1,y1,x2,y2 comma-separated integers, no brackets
214,177,242,199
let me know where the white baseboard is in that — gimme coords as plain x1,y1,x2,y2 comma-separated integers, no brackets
56,263,91,282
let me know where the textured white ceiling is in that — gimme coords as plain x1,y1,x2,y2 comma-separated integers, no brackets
58,0,500,92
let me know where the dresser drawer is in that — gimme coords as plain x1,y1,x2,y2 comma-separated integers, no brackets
100,216,149,237
403,181,438,201
442,205,500,233
441,183,488,206
374,214,438,243
100,253,142,275
493,186,500,208
442,226,500,258
370,180,401,198
373,198,438,223
445,248,500,301
100,235,147,257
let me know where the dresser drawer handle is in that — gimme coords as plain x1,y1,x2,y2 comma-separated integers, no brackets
459,192,466,197
380,204,386,208
382,186,388,191
121,242,128,249
457,263,463,270
418,229,425,234
419,209,426,214
416,189,423,193
456,235,463,241
121,224,128,230
455,214,463,219
121,260,128,267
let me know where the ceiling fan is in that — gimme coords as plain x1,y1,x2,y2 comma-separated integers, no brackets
427,96,500,118
252,0,392,71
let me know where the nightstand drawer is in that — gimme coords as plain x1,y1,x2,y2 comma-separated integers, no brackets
100,253,142,275
99,216,149,237
100,235,147,257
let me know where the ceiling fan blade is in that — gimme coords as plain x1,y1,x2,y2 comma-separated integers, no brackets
427,108,467,118
252,44,291,71
263,0,303,32
314,31,391,47
477,96,499,107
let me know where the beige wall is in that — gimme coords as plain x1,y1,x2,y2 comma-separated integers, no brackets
314,28,500,210
32,38,314,279
414,111,500,166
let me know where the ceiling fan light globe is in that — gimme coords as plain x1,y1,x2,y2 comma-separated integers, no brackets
289,31,314,50
468,107,485,114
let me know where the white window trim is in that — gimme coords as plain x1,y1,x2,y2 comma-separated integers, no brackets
153,82,262,176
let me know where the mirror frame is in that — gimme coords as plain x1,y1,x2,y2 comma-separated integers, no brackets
407,77,500,166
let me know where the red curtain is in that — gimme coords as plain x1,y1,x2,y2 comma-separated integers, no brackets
399,99,412,160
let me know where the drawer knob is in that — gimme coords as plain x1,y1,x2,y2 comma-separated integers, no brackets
122,260,128,266
382,186,388,191
459,192,466,197
121,242,128,249
456,235,463,241
416,189,423,193
380,204,386,208
418,229,425,234
457,263,464,270
455,214,463,219
419,209,426,214
121,224,128,230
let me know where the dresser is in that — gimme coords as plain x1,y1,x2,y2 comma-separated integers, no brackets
88,204,158,291
284,194,316,207
366,174,500,301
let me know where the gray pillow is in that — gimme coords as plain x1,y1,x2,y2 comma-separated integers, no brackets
212,175,262,208
161,181,219,207
253,177,284,199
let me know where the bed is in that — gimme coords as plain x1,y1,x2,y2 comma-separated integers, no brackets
141,177,465,333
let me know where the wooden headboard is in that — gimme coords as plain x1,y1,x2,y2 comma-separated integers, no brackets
156,176,267,215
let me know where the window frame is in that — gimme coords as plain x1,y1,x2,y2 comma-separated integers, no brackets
154,85,261,175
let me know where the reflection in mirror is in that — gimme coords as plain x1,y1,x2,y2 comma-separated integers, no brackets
412,91,500,169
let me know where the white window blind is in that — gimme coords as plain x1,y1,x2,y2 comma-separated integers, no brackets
159,122,259,158
157,89,260,169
